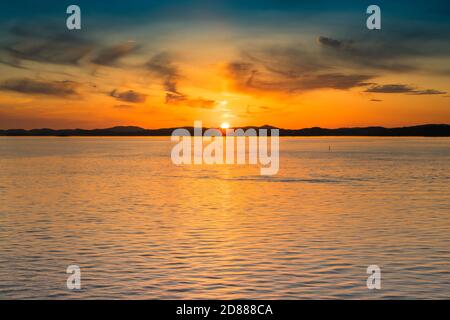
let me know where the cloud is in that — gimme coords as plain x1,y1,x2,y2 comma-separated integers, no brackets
0,55,26,69
230,29,450,96
316,29,450,74
300,73,373,90
1,27,93,66
0,78,80,97
165,93,216,109
411,89,447,95
225,39,379,95
317,35,416,72
1,25,140,69
365,84,416,93
145,51,216,108
110,89,147,103
226,33,450,96
226,60,373,93
92,41,138,66
317,36,342,48
146,52,179,93
370,99,383,102
243,45,328,77
365,84,447,95
227,62,256,88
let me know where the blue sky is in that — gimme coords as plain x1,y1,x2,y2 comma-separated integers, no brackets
2,1,449,23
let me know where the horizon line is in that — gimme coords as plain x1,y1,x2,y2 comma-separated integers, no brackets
1,123,450,137
1,123,450,132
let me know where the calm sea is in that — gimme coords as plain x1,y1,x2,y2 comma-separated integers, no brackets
0,137,449,299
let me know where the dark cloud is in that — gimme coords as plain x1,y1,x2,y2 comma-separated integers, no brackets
92,41,138,66
301,73,373,90
226,32,450,95
411,89,447,95
317,36,416,72
316,29,450,74
317,36,342,48
226,39,378,95
227,62,256,88
2,29,93,66
370,99,383,102
110,89,147,103
244,45,328,77
365,84,415,94
0,78,80,97
165,93,216,109
146,52,179,93
226,60,373,93
1,25,141,69
234,28,450,95
8,25,36,38
227,62,254,76
0,55,26,69
365,84,446,95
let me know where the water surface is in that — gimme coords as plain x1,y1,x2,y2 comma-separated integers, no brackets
0,137,449,299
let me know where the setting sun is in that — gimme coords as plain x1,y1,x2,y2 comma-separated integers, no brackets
220,122,230,129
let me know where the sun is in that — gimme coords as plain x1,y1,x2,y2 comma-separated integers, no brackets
220,122,230,129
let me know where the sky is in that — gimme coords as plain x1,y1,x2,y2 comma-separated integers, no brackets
0,0,449,129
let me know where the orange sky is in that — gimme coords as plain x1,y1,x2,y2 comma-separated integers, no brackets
0,3,449,129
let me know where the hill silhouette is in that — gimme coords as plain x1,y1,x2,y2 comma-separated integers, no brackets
1,124,449,137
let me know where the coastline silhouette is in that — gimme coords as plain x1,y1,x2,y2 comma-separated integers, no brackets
1,124,450,137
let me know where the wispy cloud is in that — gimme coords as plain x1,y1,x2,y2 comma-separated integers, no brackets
0,78,80,97
317,36,342,49
317,35,417,72
225,32,450,97
365,84,446,95
1,25,139,69
226,60,373,93
1,26,93,67
92,41,138,66
146,51,216,108
316,26,450,74
165,93,216,109
146,52,179,93
110,89,147,103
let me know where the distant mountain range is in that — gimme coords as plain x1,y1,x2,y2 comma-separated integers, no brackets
1,124,450,137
